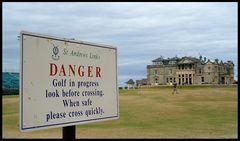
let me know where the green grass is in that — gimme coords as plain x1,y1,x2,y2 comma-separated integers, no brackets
2,86,238,138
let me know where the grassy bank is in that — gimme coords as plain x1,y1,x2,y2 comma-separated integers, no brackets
2,86,238,138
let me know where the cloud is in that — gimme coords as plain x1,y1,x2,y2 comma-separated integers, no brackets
2,2,238,85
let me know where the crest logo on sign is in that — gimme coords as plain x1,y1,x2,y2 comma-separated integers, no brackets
52,44,60,61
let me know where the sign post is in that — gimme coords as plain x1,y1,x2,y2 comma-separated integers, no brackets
63,125,75,139
19,31,119,135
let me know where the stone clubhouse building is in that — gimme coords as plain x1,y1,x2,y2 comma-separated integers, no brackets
147,56,234,85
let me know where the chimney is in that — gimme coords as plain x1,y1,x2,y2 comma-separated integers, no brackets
204,57,206,62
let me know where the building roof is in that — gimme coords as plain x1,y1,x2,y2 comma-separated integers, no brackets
152,56,180,62
126,79,135,84
151,56,234,66
152,56,164,62
179,56,208,65
152,56,181,65
153,56,202,64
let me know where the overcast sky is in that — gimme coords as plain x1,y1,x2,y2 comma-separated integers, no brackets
3,2,238,86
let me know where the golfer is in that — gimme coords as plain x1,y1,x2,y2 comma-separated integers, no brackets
172,82,178,94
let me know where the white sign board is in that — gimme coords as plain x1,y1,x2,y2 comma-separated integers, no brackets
20,31,118,132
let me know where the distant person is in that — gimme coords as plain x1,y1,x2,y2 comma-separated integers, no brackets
172,82,178,94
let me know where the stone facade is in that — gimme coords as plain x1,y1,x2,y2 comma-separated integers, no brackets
147,56,234,85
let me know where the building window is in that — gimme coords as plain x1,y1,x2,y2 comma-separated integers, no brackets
227,68,230,74
208,66,211,70
201,77,204,82
213,76,217,82
178,65,181,70
166,78,169,83
208,73,210,75
169,61,176,65
154,70,158,75
159,62,163,65
199,69,202,74
174,78,176,82
154,62,163,65
189,78,192,84
189,64,192,69
182,65,184,70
